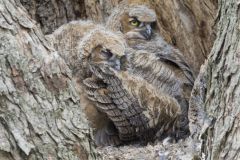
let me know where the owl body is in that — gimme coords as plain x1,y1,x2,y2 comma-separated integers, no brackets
48,22,139,146
121,50,192,140
105,3,195,141
76,28,157,146
83,64,150,142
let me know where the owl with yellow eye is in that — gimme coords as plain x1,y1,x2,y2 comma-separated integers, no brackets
104,1,195,143
127,16,153,40
106,3,157,42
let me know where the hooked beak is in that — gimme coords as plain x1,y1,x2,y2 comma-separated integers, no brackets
140,24,152,40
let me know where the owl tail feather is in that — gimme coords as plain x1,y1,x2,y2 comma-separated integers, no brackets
94,121,122,147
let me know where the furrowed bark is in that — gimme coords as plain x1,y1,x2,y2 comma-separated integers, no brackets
2,0,240,159
189,0,240,159
0,0,98,159
19,0,121,34
20,0,87,34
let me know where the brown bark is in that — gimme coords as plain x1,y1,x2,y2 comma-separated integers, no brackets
19,0,121,34
151,0,217,73
189,0,240,159
2,0,240,159
20,0,87,34
0,0,98,159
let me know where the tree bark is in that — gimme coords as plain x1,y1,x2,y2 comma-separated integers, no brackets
151,0,217,73
19,0,87,34
189,0,240,159
2,0,240,160
19,0,121,34
0,0,98,159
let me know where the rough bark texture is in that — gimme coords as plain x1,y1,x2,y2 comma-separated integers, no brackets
19,0,87,34
0,0,98,159
2,0,240,160
19,0,121,34
189,0,240,159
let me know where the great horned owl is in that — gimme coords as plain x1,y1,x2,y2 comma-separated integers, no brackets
106,3,157,44
106,2,195,80
48,20,180,146
79,30,193,145
49,17,194,146
77,28,153,146
106,2,195,138
47,21,133,146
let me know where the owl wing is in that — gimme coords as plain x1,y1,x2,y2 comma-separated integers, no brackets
115,71,185,140
128,50,194,138
154,51,195,130
155,50,195,86
128,50,183,97
82,66,152,143
128,35,195,86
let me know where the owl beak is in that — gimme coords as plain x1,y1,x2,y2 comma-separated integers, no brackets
119,55,128,71
108,55,128,71
140,24,152,40
108,55,121,71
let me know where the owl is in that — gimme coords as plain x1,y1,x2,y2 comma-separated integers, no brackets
49,17,194,146
106,2,195,81
47,20,140,146
106,2,195,137
78,29,192,145
76,28,153,146
106,3,158,44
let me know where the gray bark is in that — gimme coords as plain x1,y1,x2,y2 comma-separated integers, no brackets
189,0,240,159
19,0,87,34
19,0,121,34
0,0,98,159
1,0,240,160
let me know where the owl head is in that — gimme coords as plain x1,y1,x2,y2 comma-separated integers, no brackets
78,28,127,71
107,5,157,41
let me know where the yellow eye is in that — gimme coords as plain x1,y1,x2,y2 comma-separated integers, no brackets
130,20,140,26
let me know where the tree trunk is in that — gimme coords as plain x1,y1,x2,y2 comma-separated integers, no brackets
189,0,240,159
151,0,217,73
1,0,240,159
0,0,98,159
19,0,87,34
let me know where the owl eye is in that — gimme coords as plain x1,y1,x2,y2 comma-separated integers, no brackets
101,49,113,59
130,19,140,27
